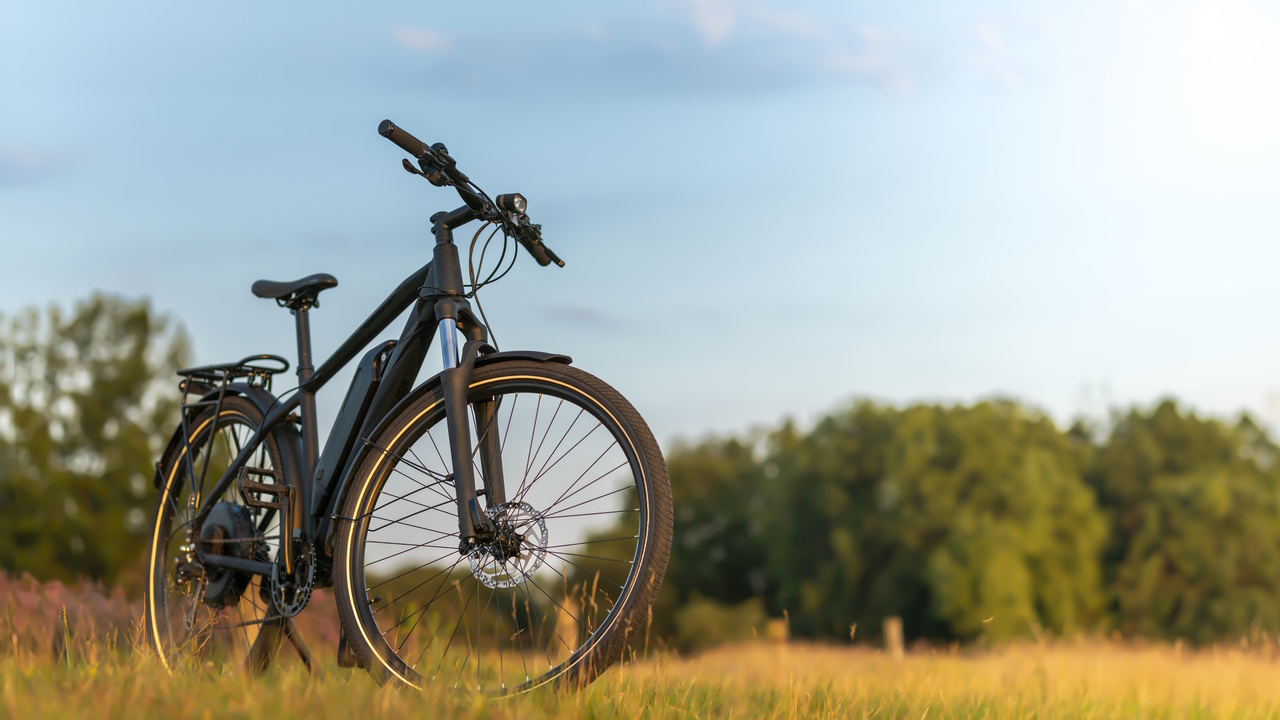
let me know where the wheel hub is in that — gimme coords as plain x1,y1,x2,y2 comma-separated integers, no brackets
467,501,548,589
197,502,265,607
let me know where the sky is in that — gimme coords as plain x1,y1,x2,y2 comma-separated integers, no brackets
4,0,1280,447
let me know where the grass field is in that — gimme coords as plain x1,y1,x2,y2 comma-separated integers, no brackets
8,573,1280,718
8,639,1280,718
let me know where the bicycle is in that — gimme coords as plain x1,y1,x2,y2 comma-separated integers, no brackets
143,120,673,694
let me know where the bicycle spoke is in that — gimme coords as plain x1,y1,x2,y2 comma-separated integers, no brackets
526,446,620,518
393,569,468,656
529,407,585,488
370,493,456,533
371,553,464,601
409,575,471,665
515,418,601,506
538,481,631,522
525,398,565,486
542,535,638,550
431,579,478,684
500,394,519,455
522,395,543,491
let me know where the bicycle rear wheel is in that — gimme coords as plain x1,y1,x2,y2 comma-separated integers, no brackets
334,360,672,694
144,395,287,673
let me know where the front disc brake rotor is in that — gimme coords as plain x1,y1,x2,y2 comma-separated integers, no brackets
468,501,548,589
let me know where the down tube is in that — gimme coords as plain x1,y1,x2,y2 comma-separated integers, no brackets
315,307,436,544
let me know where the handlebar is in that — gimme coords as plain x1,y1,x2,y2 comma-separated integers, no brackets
379,119,564,268
378,119,429,159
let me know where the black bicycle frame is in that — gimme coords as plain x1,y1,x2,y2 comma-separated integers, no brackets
191,206,506,578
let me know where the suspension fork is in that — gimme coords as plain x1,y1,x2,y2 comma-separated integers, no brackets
428,211,508,550
440,330,499,543
437,326,507,549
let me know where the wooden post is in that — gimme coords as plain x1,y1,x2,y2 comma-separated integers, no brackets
765,618,788,644
552,595,580,663
884,616,904,660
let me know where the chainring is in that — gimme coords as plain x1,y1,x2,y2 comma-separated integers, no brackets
269,537,315,618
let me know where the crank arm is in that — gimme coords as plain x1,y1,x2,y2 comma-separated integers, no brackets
199,553,274,577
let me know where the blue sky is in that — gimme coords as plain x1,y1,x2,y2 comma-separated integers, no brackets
5,0,1280,444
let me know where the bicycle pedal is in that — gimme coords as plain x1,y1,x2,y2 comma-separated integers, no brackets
237,466,288,509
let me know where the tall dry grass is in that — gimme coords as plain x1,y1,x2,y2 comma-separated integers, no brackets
8,573,1280,718
11,639,1280,719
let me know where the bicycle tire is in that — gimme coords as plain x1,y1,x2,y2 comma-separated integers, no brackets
144,395,289,674
333,360,672,694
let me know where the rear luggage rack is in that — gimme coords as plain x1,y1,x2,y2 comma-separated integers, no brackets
177,354,290,393
172,354,292,512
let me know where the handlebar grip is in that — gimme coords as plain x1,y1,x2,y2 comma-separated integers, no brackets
543,245,565,268
517,230,563,268
378,119,429,158
523,241,554,267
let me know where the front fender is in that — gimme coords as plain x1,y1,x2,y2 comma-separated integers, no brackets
153,383,306,492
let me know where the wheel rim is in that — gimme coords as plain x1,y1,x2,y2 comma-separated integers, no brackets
148,409,285,672
349,376,649,693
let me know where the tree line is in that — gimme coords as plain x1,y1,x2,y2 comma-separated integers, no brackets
4,294,1279,646
0,294,186,590
628,398,1280,647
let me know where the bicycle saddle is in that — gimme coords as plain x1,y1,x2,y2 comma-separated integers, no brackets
251,273,338,309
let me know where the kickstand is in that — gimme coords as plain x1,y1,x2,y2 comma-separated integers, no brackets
284,617,316,675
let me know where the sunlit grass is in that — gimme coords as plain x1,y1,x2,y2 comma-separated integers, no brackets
9,638,1280,718
5,570,1280,719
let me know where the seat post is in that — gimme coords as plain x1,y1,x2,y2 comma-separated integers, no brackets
294,305,320,487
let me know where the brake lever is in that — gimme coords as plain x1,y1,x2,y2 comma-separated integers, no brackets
401,158,425,176
399,158,449,188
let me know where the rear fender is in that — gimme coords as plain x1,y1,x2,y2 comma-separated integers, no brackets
153,383,306,493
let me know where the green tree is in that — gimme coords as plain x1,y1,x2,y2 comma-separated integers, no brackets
0,293,188,587
575,436,771,643
653,437,770,636
766,400,1106,642
1090,400,1280,642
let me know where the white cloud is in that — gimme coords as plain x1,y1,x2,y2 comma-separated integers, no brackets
976,17,1006,54
970,18,1023,90
0,147,67,187
392,26,450,54
388,4,919,98
579,21,608,41
681,0,736,45
666,0,823,46
823,25,917,92
658,0,916,90
1179,4,1231,60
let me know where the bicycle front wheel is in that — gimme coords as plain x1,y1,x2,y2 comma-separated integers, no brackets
333,360,672,694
